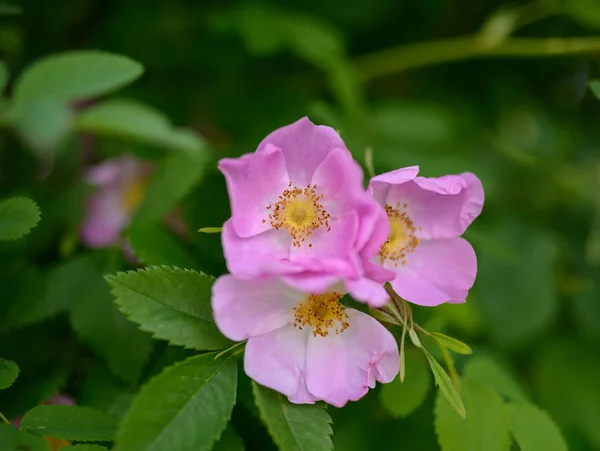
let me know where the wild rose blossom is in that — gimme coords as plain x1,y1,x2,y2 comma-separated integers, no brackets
368,166,484,306
218,117,394,306
79,155,153,248
212,275,399,407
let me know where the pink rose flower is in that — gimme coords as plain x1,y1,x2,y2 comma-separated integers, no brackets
212,275,399,407
79,155,153,248
218,117,393,306
368,166,484,306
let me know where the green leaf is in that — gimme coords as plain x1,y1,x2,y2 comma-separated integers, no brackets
212,424,244,451
0,423,49,451
133,151,209,225
118,352,237,451
62,446,108,451
11,99,71,153
22,405,118,442
13,51,143,104
476,222,558,347
197,227,222,234
0,357,19,389
126,224,198,268
424,351,465,418
106,266,229,350
74,99,204,154
507,403,568,451
589,80,600,100
408,328,422,348
379,351,431,418
431,332,473,355
252,382,333,451
0,197,41,241
464,355,529,403
435,379,511,451
0,61,8,92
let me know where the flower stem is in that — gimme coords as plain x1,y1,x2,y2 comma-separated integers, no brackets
0,410,9,425
356,35,600,81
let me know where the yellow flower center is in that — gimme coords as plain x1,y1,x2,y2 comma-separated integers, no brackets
121,177,148,212
292,292,349,337
380,203,419,267
265,182,331,247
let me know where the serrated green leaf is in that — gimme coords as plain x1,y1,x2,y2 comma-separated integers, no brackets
435,379,511,451
75,99,203,154
0,357,19,389
431,332,473,355
252,382,333,451
590,80,600,100
0,197,41,241
106,266,229,350
62,445,108,451
13,51,142,104
118,352,237,451
0,423,49,451
424,351,465,418
464,355,529,403
508,403,567,451
126,224,198,268
379,351,431,418
22,405,117,442
133,151,209,225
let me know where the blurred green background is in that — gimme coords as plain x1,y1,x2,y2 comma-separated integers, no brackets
2,0,600,450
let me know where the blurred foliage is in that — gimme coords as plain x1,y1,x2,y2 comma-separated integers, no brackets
1,0,600,449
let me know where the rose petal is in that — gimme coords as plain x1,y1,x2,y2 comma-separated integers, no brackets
79,188,128,248
305,309,399,407
368,166,419,205
211,275,301,341
389,237,477,306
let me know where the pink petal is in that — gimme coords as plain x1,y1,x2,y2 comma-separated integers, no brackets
368,166,419,205
221,219,301,278
387,173,483,240
346,277,390,307
86,160,122,186
211,275,301,341
245,325,315,403
218,145,291,238
256,117,349,187
305,309,399,407
79,188,128,248
389,237,477,306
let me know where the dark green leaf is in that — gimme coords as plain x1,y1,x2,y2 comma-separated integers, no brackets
0,61,8,92
118,352,237,451
106,266,229,350
464,355,529,403
22,405,118,442
424,351,465,418
431,332,473,355
0,423,49,451
62,445,108,450
212,424,245,451
0,197,41,241
435,379,511,451
13,51,142,104
74,99,203,154
252,382,333,451
126,224,198,268
0,357,19,389
379,351,431,418
508,403,567,451
589,80,600,100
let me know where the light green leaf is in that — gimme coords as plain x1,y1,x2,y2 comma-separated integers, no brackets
379,351,431,418
133,151,209,225
126,224,198,269
22,405,118,442
368,308,399,326
13,51,142,104
252,382,333,451
106,266,229,350
435,379,511,451
589,80,600,100
464,355,529,403
424,351,465,418
431,332,473,355
11,99,71,153
0,197,41,241
198,227,222,234
408,328,422,348
118,352,237,451
75,99,203,154
0,423,49,451
508,403,567,451
0,357,19,389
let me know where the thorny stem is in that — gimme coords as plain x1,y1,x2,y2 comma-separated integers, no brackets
0,410,9,425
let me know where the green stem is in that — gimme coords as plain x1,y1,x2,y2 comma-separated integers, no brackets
0,410,9,425
356,35,600,80
437,340,461,391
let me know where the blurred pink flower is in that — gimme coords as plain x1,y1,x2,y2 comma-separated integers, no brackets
212,275,399,407
79,155,153,248
219,117,393,306
10,392,75,428
368,167,484,306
